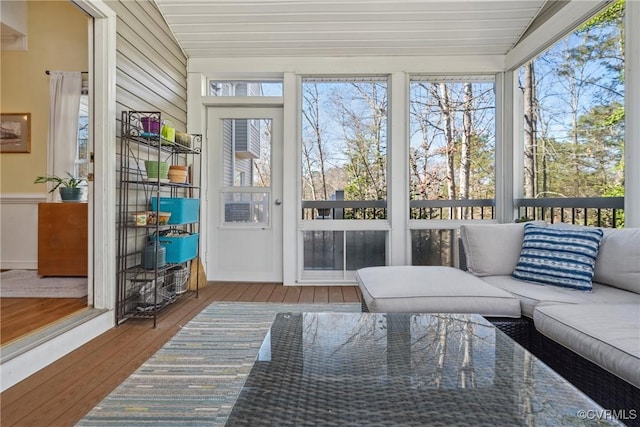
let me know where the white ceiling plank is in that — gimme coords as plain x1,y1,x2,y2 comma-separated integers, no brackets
175,29,523,43
156,1,544,16
184,45,513,58
180,39,516,48
188,54,505,75
168,18,532,32
159,10,541,24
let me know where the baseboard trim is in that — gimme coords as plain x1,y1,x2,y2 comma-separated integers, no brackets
0,193,47,204
0,262,38,270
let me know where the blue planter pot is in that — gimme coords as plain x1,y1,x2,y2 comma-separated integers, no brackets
59,187,84,202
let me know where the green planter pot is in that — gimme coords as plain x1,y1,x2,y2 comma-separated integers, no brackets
145,161,169,179
59,187,84,202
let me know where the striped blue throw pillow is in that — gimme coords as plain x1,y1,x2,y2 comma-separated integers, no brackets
512,223,604,292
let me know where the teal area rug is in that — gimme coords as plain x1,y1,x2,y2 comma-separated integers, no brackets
78,302,360,426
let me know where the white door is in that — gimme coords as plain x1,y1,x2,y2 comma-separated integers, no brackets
207,107,283,282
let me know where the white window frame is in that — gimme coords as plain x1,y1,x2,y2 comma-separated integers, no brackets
406,74,503,267
298,76,392,283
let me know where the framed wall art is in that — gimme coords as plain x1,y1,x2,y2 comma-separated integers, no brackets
1,113,31,153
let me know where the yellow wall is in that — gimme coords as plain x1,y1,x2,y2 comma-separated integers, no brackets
1,1,88,193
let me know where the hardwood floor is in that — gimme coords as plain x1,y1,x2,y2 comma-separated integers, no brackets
0,282,361,427
0,297,88,345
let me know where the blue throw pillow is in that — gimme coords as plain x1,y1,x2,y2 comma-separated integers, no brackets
512,223,604,291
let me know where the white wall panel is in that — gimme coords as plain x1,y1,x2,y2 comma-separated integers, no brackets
0,194,46,270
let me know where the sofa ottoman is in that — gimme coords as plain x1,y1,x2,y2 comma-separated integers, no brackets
356,266,521,318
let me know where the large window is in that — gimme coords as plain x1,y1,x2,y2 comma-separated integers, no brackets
409,77,496,266
300,78,388,280
518,1,624,226
75,93,89,180
301,78,388,219
409,78,496,221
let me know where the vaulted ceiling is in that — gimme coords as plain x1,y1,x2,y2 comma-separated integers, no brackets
154,0,565,58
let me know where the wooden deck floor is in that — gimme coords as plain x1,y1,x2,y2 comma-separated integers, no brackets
0,283,361,426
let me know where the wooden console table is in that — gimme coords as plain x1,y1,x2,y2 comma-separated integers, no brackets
38,202,88,276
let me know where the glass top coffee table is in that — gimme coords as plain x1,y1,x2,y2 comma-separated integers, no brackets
226,312,622,426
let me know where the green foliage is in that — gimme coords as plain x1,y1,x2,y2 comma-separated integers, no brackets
34,172,85,193
531,0,625,203
575,0,625,82
603,185,624,197
603,106,625,126
340,83,388,202
579,0,624,31
602,184,625,227
460,134,495,198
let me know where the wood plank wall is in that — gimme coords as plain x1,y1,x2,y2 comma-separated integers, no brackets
107,0,191,305
107,0,188,125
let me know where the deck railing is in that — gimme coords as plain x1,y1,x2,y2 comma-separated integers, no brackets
302,199,497,220
302,200,388,220
301,196,624,271
410,199,495,220
516,197,624,228
302,197,624,227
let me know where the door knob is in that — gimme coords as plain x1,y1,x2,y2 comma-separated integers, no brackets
275,199,282,205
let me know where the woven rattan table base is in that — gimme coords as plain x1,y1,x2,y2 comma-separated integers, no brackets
226,312,622,426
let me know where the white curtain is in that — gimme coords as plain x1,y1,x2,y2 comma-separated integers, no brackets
48,71,82,199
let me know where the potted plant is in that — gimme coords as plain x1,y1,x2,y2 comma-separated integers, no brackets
34,172,86,202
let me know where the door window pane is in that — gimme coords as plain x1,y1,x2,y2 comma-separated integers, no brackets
222,118,271,188
222,191,270,225
221,118,272,226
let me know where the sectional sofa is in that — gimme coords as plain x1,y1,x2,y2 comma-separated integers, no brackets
356,222,640,421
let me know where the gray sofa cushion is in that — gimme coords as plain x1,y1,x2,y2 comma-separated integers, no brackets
533,304,640,388
548,225,640,294
593,228,640,294
459,222,545,276
482,275,640,318
356,266,521,317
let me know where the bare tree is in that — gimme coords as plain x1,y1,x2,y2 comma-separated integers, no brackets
523,61,538,199
302,83,330,200
335,82,387,201
459,83,472,218
409,83,444,201
409,81,495,215
437,83,457,214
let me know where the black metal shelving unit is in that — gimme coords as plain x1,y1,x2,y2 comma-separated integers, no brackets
116,111,202,327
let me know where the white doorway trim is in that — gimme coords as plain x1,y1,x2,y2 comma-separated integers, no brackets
72,0,117,311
